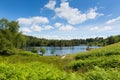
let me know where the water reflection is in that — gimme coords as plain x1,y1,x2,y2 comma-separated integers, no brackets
26,46,100,56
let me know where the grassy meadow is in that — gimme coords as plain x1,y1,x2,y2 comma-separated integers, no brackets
0,42,120,80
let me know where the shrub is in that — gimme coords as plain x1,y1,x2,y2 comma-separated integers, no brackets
31,47,38,53
40,48,46,56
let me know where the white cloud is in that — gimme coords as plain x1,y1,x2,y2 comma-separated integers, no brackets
59,25,75,31
31,25,54,31
32,16,49,24
90,26,112,31
54,23,75,31
54,2,103,25
102,26,112,31
17,16,52,33
87,8,104,19
31,25,43,32
45,0,56,10
20,27,32,33
17,16,49,26
38,34,75,40
106,16,120,24
44,25,54,30
54,22,63,28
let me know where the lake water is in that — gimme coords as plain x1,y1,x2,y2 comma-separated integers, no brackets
26,46,100,56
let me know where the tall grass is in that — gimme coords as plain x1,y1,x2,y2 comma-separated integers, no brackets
75,42,120,60
67,43,120,73
0,62,81,80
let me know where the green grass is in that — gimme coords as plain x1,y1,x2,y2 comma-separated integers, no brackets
67,55,120,72
67,42,120,73
75,42,120,60
82,67,120,80
0,62,81,80
0,53,74,70
0,42,120,80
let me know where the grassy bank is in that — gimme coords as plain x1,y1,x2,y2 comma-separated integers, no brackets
0,42,120,80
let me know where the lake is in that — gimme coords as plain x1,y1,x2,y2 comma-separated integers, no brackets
26,45,100,56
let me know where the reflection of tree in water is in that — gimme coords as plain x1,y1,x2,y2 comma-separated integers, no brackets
71,46,74,50
51,49,55,55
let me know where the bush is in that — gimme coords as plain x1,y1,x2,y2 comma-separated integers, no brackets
40,48,46,56
31,47,38,53
18,50,37,56
0,48,17,56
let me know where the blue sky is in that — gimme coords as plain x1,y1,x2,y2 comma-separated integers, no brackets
0,0,120,39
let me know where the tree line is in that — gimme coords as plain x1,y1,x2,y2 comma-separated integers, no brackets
26,35,120,47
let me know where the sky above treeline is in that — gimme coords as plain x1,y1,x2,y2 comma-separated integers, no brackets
0,0,120,40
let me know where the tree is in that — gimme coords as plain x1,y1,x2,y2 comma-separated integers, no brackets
31,47,38,53
0,18,9,30
0,31,15,55
106,36,114,45
40,48,46,56
8,21,19,33
0,18,26,55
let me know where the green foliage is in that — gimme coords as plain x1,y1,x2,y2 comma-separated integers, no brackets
75,43,120,60
31,47,38,53
0,31,17,55
0,62,81,80
18,50,37,56
68,55,120,72
83,67,120,80
67,43,120,73
51,49,55,55
40,48,46,56
0,18,27,55
0,43,120,79
25,34,120,47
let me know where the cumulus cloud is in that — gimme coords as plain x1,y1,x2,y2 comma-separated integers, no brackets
90,26,112,31
44,25,54,30
17,16,53,33
54,23,75,31
31,25,43,32
44,1,103,25
87,8,104,19
54,22,63,28
20,27,32,33
106,16,120,24
59,25,75,31
54,2,103,25
45,0,56,10
17,16,49,26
